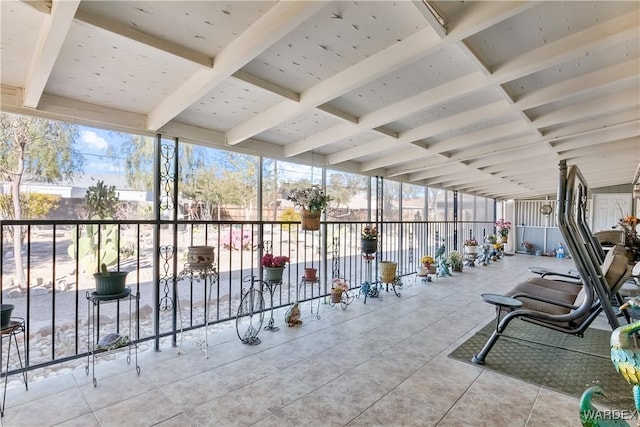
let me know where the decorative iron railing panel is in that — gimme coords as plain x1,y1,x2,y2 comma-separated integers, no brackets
0,218,492,375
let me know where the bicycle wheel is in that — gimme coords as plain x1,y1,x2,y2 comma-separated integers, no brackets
236,289,265,345
340,290,354,310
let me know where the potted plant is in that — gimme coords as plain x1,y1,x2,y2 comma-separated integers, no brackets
287,186,332,230
261,254,290,281
495,218,512,243
420,255,435,275
617,215,640,261
304,267,317,281
448,251,463,272
493,243,504,258
361,225,378,254
93,263,128,295
464,238,478,254
330,278,349,303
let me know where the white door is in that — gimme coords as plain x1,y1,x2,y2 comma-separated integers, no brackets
591,193,632,232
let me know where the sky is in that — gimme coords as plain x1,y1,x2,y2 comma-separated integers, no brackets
77,126,128,175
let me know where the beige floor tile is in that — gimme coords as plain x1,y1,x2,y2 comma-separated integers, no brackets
53,412,101,427
93,389,182,427
187,388,274,426
348,390,446,427
2,387,91,426
80,369,155,410
526,388,584,427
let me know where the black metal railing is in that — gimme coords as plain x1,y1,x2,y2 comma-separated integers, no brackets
0,218,493,375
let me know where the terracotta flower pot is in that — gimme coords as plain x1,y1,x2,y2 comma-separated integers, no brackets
304,268,317,281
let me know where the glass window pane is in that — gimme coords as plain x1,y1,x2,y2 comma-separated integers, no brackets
325,170,368,222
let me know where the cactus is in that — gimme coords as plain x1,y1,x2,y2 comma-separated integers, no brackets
68,219,119,273
68,181,121,273
100,263,109,276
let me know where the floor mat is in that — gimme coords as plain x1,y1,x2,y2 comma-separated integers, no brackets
448,319,635,410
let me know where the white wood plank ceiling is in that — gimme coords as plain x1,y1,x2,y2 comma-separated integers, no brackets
1,0,638,200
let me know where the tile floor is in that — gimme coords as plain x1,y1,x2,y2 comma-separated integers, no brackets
0,254,629,426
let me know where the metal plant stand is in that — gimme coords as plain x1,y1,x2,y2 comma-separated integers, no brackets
298,276,321,320
359,254,381,304
86,288,140,387
0,318,27,417
176,264,218,358
263,279,282,332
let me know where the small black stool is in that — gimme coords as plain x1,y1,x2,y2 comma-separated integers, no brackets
481,293,523,334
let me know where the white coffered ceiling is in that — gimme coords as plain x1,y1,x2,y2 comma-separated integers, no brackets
1,1,639,199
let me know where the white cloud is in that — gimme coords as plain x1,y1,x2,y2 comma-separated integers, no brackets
81,130,108,151
86,160,121,172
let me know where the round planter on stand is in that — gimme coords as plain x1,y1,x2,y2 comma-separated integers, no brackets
304,268,317,281
379,261,397,283
301,209,321,231
93,271,128,295
501,236,508,243
264,267,285,282
464,245,478,255
187,246,215,269
361,238,377,254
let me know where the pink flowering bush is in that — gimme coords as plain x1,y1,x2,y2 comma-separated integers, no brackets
261,254,290,268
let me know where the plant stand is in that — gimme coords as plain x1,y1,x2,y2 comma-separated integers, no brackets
176,264,218,358
0,318,27,417
85,288,140,387
298,276,321,320
359,254,381,303
263,279,282,332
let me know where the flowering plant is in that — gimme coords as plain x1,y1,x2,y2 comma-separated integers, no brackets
287,185,332,212
362,225,378,239
331,278,349,291
618,215,639,231
617,215,640,258
447,251,462,265
495,218,512,238
464,238,478,246
261,254,290,268
420,255,434,265
493,243,504,251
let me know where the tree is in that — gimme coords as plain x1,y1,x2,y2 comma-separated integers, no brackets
0,113,83,288
182,152,258,220
116,133,155,191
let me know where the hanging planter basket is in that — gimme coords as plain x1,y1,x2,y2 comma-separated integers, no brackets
301,209,321,231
